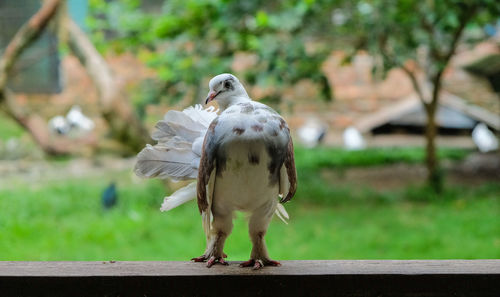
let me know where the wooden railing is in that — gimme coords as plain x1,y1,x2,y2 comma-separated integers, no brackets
1,260,499,296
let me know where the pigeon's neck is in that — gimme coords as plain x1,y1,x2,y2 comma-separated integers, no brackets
219,95,251,110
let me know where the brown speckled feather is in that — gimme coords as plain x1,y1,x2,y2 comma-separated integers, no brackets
197,119,218,213
281,137,297,203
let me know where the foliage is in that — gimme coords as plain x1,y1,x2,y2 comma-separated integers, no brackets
331,0,500,191
87,0,332,108
336,0,500,76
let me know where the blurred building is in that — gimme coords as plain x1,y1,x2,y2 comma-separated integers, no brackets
0,0,61,93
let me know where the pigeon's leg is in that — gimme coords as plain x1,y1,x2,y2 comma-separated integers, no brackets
240,200,281,270
192,208,233,267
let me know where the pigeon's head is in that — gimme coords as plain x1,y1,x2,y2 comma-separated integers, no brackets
205,73,249,108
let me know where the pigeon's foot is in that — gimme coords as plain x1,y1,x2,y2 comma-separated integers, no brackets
191,255,208,262
206,256,229,268
239,259,281,270
191,253,228,266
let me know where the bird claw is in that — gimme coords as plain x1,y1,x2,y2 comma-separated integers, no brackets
192,251,227,262
191,255,207,262
192,254,229,267
206,256,228,268
239,259,281,270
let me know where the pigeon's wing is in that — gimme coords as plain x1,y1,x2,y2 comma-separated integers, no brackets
197,118,218,213
279,128,297,204
197,118,220,239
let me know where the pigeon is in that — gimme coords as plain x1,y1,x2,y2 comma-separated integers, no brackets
134,73,297,269
66,105,95,132
297,118,327,148
101,182,118,209
48,115,70,135
472,123,499,153
343,126,365,150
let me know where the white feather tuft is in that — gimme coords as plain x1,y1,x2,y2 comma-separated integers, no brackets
160,182,197,212
275,203,290,224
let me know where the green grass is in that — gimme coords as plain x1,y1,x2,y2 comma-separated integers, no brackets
0,114,25,141
294,146,473,205
0,167,498,260
294,146,469,170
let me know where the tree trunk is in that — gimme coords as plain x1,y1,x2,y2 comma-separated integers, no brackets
424,102,442,192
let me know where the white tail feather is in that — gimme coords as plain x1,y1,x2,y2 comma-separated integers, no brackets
135,105,219,182
160,182,197,211
134,144,198,180
275,203,290,224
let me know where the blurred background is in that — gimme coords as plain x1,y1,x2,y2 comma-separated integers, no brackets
0,0,499,260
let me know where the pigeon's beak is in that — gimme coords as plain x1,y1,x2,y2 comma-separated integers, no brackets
205,91,220,104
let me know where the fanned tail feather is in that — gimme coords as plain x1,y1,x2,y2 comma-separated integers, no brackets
134,144,198,181
134,104,219,182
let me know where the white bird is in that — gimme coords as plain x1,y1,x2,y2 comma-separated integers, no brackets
343,126,365,150
66,105,95,132
472,123,498,153
134,73,297,270
48,115,70,135
297,118,327,148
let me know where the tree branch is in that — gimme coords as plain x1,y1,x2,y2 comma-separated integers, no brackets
66,19,150,153
441,6,476,66
378,34,428,106
420,16,445,61
0,0,61,96
400,65,429,108
430,4,478,107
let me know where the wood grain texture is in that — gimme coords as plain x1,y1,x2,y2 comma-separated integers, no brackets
0,260,499,297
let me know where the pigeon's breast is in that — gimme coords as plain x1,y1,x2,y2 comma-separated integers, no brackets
211,102,290,211
213,140,279,212
216,102,289,145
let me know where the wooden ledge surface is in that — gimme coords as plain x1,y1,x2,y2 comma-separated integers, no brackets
1,260,499,297
1,260,499,276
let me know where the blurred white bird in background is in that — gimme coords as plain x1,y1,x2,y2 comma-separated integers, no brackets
48,105,95,136
472,123,498,153
66,105,95,132
297,118,327,148
343,126,365,150
48,115,70,135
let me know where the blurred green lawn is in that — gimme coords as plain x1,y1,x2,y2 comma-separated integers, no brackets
0,114,24,141
1,147,499,260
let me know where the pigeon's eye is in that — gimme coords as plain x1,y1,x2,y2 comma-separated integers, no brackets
224,81,231,89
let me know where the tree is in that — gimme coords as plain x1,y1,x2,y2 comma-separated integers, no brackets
87,0,331,111
338,0,500,191
0,0,75,155
0,0,149,155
